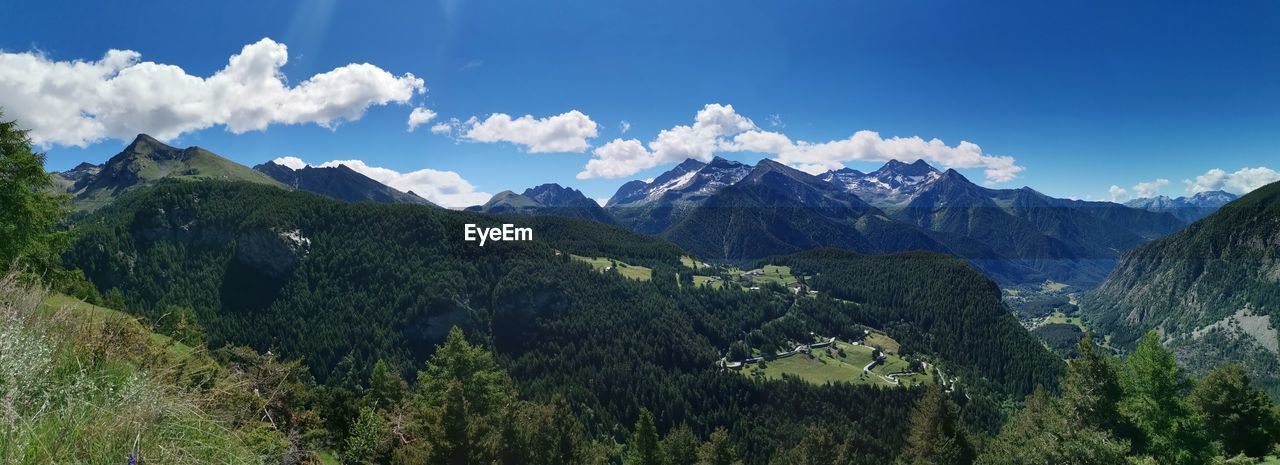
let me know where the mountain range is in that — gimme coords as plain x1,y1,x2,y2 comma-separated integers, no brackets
465,183,614,224
253,160,435,206
1125,191,1238,223
596,156,1188,285
53,134,434,210
52,134,283,211
55,136,1212,286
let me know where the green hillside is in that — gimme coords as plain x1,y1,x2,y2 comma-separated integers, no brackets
1084,180,1280,396
57,180,1074,463
0,274,260,464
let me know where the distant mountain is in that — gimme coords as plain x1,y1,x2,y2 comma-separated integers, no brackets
662,159,949,261
468,183,614,224
253,161,434,206
819,159,943,207
1084,181,1280,396
607,157,751,233
608,157,1186,284
1125,190,1238,222
819,160,1186,284
53,134,284,210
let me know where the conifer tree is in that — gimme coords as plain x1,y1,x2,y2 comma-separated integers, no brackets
897,385,974,465
626,409,662,465
1190,364,1280,458
1120,332,1214,465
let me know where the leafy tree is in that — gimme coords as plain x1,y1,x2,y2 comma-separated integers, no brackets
897,386,974,465
625,409,661,465
0,112,68,273
1120,332,1214,465
1190,364,1279,457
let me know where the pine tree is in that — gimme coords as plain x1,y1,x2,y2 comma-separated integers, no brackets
897,385,974,465
697,428,741,465
0,111,68,273
625,409,662,465
1190,364,1280,457
975,386,1128,465
1120,332,1214,465
368,359,409,409
428,379,471,465
661,424,700,465
343,406,390,465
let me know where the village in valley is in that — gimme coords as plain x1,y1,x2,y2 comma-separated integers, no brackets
568,252,951,389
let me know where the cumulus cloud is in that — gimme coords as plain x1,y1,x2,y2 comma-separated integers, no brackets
575,103,1022,183
1109,185,1129,202
271,156,309,170
406,107,437,132
0,38,425,147
1184,167,1280,195
1131,178,1169,198
269,157,490,208
459,110,598,153
579,139,655,179
746,130,1024,183
430,118,460,136
576,104,756,179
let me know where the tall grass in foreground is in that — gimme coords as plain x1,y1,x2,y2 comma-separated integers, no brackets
0,272,258,464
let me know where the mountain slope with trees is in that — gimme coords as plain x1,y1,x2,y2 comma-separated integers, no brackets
1084,180,1280,396
58,178,1069,463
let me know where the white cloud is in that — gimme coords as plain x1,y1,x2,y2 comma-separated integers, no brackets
1184,167,1280,195
576,104,756,179
1109,185,1129,202
747,130,1024,183
594,198,609,207
578,138,654,179
460,110,598,153
619,120,631,134
272,156,308,170
574,103,1023,183
406,107,437,132
767,114,785,128
318,160,491,208
0,38,425,147
266,156,489,208
1132,178,1169,198
430,118,460,136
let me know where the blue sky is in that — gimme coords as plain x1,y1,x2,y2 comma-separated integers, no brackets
2,0,1278,206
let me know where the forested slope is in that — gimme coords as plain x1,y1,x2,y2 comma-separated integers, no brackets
63,180,1061,463
1084,180,1280,396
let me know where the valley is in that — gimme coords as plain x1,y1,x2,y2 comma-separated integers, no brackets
5,126,1277,464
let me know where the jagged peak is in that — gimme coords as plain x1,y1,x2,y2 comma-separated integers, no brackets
829,167,865,176
124,133,177,153
674,158,707,171
705,156,744,168
874,158,939,176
